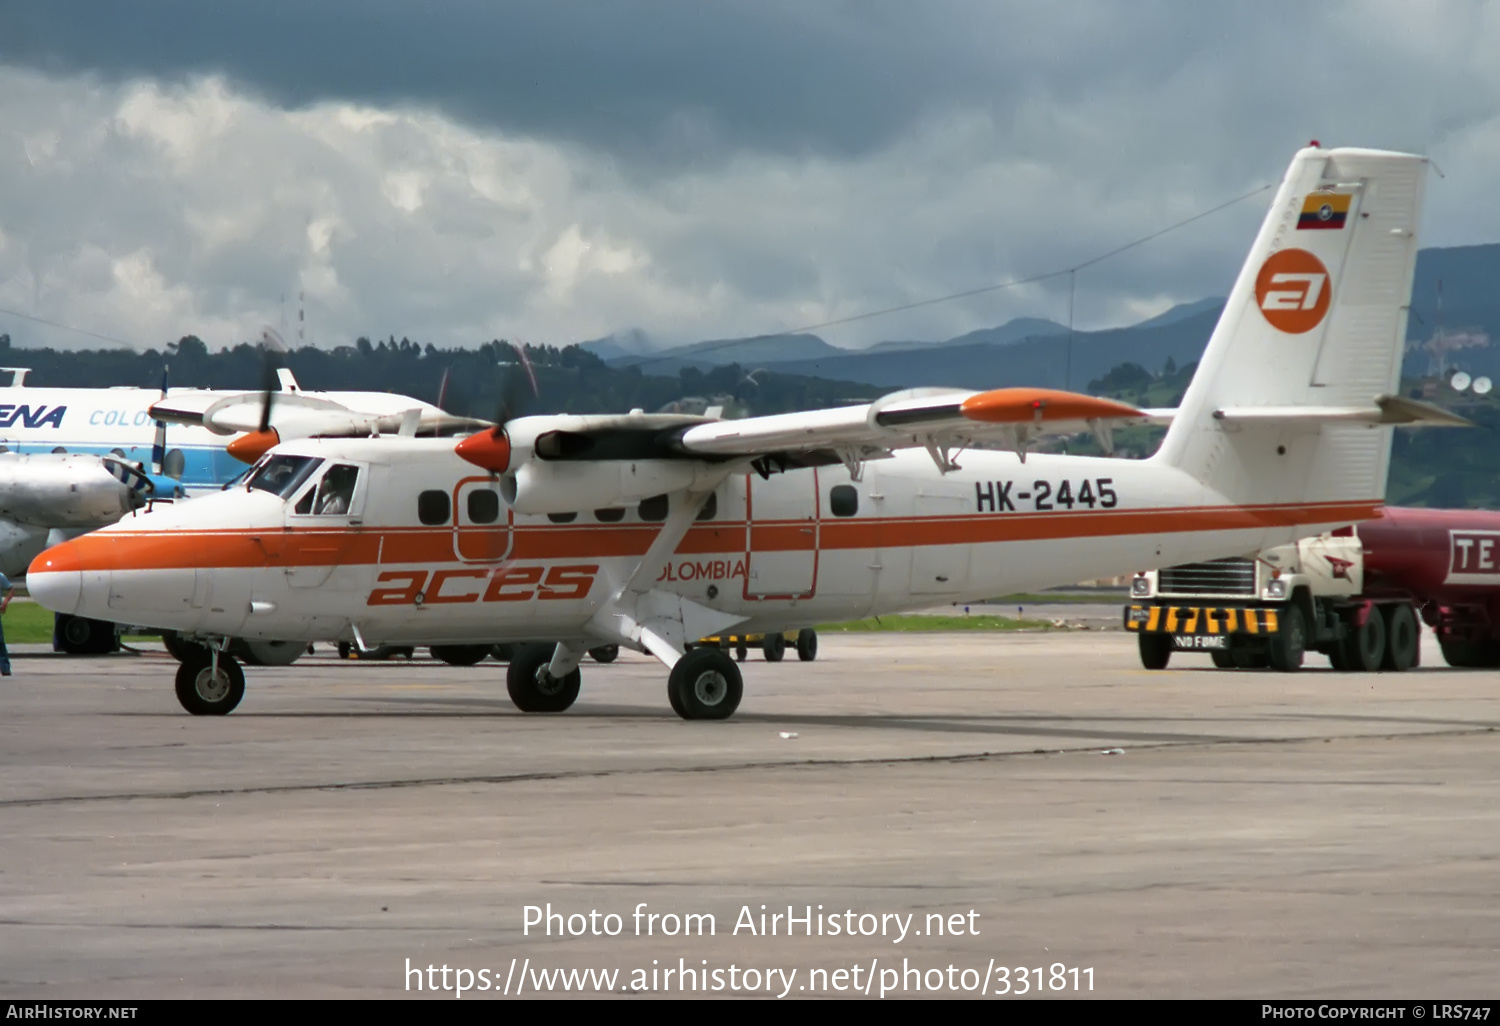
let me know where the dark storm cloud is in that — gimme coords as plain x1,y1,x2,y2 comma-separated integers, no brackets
4,1,1423,169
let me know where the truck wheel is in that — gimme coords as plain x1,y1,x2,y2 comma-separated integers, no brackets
762,633,786,662
588,645,620,664
1440,639,1490,668
1231,648,1269,670
1267,606,1307,672
1346,609,1386,672
1210,650,1236,669
1380,604,1419,672
1138,633,1171,670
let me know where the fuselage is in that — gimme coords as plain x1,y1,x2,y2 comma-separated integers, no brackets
27,435,1381,647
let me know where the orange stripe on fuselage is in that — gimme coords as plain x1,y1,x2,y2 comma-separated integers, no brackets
37,499,1382,573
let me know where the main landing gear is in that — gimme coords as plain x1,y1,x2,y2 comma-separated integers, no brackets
501,641,745,721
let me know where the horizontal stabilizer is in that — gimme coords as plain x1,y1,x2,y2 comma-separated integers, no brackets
1213,394,1471,428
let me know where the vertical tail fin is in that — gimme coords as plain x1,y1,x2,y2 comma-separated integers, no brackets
1157,146,1428,509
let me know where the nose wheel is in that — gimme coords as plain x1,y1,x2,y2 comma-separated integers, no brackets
174,653,246,715
667,648,743,721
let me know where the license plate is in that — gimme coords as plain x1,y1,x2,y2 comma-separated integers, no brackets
1172,634,1228,650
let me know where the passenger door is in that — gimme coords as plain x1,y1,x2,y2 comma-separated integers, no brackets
744,468,819,599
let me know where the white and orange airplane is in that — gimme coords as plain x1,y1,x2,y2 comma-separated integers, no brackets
28,146,1462,719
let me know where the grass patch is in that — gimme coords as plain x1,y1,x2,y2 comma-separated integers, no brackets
3,600,61,644
817,614,1050,632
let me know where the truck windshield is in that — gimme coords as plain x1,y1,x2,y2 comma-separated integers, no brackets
247,455,324,499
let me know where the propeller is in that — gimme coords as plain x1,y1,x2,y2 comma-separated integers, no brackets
150,365,169,476
455,340,539,472
225,327,289,464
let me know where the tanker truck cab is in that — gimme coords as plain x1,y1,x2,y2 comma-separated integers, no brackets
1124,528,1422,673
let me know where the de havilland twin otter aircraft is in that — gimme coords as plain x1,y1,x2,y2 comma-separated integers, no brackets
29,145,1464,720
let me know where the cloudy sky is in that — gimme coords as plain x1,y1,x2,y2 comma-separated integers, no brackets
2,1,1499,354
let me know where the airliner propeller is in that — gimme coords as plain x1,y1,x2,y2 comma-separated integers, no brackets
454,341,538,473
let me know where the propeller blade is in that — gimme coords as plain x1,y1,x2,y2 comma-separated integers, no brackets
151,365,169,475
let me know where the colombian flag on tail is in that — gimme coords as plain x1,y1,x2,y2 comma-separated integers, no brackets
1297,191,1352,230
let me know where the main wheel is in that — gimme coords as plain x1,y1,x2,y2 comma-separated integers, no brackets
1138,633,1172,670
161,630,210,663
1380,604,1419,672
762,633,786,662
667,648,744,720
1346,608,1386,672
1267,605,1307,673
1210,650,1236,669
588,644,620,664
506,644,581,713
796,628,818,662
174,654,245,716
430,644,491,667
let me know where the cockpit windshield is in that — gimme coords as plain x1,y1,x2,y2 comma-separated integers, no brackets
246,455,324,499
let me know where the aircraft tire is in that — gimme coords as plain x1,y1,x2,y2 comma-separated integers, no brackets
667,648,743,721
796,628,818,661
506,644,580,713
161,630,210,663
1267,605,1308,673
1137,633,1172,670
174,654,245,716
430,644,492,667
762,633,786,662
1380,604,1419,672
1210,650,1236,669
56,614,116,655
1347,609,1386,672
588,644,620,664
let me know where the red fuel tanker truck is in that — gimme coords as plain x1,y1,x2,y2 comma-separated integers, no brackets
1124,507,1500,671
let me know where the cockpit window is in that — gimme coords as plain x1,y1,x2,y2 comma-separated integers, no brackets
247,455,324,498
313,464,360,516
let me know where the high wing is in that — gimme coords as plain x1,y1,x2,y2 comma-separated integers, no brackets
151,385,491,463
674,386,1172,472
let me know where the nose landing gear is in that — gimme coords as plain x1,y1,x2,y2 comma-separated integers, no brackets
174,647,245,715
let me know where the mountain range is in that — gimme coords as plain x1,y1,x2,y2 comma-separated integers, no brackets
583,244,1500,391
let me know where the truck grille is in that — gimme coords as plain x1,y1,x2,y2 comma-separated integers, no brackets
1157,558,1256,597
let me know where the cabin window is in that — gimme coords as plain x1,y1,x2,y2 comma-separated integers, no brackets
417,490,450,525
547,512,578,523
163,448,186,480
696,492,718,521
594,507,625,523
829,484,859,517
638,494,669,522
468,488,501,524
249,454,323,498
313,464,360,516
51,446,66,454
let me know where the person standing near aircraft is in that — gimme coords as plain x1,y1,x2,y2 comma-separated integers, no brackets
0,571,13,675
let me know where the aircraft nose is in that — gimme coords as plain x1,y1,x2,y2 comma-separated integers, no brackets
28,541,87,615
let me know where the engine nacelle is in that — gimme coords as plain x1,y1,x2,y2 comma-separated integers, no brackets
0,454,148,528
501,459,713,515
